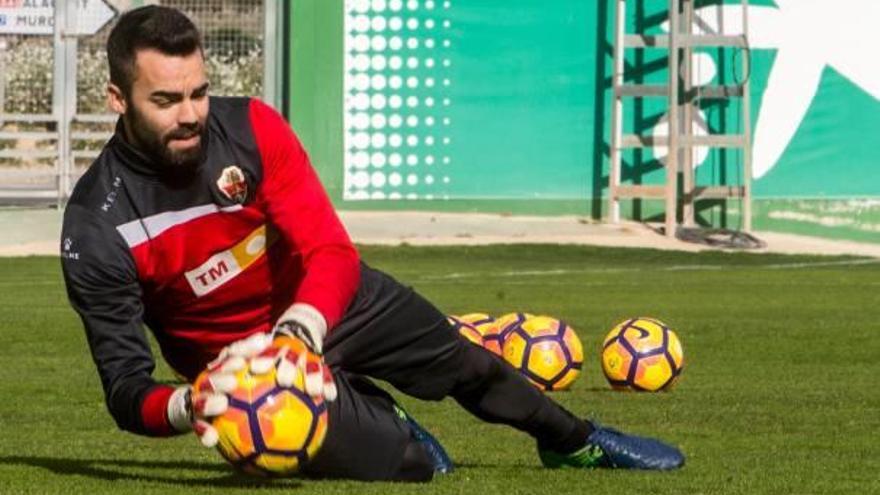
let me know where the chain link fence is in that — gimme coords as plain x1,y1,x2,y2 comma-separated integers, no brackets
0,0,273,204
0,32,57,196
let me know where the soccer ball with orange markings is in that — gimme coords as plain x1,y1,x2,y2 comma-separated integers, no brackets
601,317,684,392
451,313,499,351
455,313,495,327
192,343,329,476
456,313,497,336
482,312,533,356
500,315,583,391
448,315,483,345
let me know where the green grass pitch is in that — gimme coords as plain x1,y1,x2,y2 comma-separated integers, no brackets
0,244,878,494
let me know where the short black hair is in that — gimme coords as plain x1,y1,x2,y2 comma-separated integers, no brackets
106,6,203,96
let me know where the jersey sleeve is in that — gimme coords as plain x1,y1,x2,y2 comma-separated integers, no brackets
61,204,178,437
248,98,360,331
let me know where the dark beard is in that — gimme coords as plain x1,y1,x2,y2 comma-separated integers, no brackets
126,105,207,175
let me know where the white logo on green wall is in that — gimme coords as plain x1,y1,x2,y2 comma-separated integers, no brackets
690,1,880,179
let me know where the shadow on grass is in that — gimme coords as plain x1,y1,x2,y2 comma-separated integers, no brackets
0,455,301,489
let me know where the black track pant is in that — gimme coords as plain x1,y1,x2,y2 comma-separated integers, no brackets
302,263,588,481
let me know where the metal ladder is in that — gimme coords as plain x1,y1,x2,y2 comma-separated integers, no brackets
608,0,752,237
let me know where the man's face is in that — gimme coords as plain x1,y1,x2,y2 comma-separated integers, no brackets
113,49,210,171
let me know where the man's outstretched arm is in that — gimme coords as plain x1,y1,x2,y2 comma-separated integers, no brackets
249,99,361,348
61,203,179,437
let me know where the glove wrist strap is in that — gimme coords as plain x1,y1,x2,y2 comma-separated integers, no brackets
166,386,194,433
274,303,327,354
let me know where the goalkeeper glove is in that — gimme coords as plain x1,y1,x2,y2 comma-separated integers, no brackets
249,332,337,401
247,303,336,401
166,332,273,447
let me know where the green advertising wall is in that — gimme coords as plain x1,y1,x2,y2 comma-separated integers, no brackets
288,0,880,243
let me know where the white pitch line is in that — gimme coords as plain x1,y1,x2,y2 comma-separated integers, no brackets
418,257,880,281
760,258,880,269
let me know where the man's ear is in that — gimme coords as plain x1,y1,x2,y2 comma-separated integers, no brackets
107,83,127,115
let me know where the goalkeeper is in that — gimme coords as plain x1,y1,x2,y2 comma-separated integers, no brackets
61,5,684,482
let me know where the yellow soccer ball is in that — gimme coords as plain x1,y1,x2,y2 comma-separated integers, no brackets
448,315,483,345
454,313,502,354
501,315,584,391
193,341,329,476
601,317,684,392
483,312,533,356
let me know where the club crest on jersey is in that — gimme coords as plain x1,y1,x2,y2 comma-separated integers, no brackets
216,165,248,204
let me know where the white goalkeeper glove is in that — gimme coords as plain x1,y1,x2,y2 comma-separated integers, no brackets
247,303,336,401
166,332,273,447
249,332,337,402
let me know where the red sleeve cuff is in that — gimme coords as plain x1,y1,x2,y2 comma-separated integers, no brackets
140,385,177,436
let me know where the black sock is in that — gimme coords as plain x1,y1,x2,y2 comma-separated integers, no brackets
540,418,594,454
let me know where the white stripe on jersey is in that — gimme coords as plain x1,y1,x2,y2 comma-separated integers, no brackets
116,203,243,248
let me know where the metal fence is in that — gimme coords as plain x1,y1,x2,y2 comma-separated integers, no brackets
0,0,279,205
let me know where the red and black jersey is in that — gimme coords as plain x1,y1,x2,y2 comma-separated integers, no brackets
61,97,360,436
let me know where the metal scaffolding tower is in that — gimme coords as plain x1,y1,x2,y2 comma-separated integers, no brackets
608,0,753,237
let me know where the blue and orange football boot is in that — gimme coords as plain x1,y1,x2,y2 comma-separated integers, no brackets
539,422,684,471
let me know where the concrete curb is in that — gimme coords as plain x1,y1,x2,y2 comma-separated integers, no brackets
2,208,879,258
